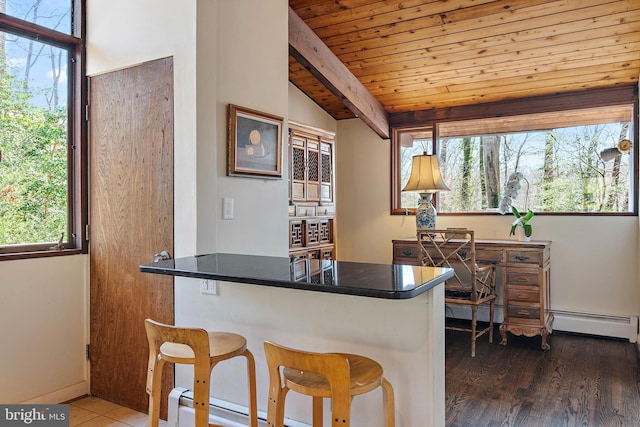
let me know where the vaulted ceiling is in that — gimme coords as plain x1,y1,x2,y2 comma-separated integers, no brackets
288,0,640,138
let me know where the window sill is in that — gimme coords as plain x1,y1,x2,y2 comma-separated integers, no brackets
0,248,83,262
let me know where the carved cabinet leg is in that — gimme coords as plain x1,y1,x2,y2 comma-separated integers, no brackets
541,328,551,351
499,324,508,346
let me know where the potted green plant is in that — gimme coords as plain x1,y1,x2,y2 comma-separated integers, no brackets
510,206,534,240
499,172,534,241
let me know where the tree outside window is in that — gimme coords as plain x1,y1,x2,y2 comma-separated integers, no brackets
0,0,85,256
394,104,635,215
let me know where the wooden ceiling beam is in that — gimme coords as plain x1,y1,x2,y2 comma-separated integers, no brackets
288,6,390,139
389,85,637,128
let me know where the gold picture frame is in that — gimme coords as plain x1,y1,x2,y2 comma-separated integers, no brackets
227,104,283,178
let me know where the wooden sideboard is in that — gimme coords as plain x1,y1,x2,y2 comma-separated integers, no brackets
392,237,553,350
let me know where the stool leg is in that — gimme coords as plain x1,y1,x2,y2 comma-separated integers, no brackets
147,357,165,427
312,397,323,427
267,385,289,427
381,378,395,427
193,362,212,427
243,349,259,427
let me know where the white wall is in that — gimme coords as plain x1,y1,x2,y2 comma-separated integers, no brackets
288,83,337,134
87,0,198,258
212,0,289,257
0,255,87,403
336,118,640,325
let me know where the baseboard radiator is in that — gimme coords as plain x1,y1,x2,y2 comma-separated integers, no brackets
167,387,311,427
446,305,639,343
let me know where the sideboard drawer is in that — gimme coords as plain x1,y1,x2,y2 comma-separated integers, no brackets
296,205,316,217
507,305,540,320
393,243,419,264
506,287,540,303
317,205,335,216
475,248,503,263
506,270,540,286
507,250,543,266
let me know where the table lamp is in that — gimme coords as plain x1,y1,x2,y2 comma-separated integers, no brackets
402,152,450,230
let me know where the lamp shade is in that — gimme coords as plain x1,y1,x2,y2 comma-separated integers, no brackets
402,152,450,192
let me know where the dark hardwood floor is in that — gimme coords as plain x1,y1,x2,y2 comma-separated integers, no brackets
445,325,640,427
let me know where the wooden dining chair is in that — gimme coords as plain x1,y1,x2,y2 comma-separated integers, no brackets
417,229,497,357
264,341,395,427
144,319,258,427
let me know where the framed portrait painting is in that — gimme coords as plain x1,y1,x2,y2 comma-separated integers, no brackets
227,104,283,178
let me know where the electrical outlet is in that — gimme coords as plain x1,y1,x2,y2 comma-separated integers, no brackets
200,279,217,295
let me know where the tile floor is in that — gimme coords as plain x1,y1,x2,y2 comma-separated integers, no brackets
69,396,166,427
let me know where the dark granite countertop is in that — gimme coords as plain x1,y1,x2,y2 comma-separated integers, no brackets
140,253,453,299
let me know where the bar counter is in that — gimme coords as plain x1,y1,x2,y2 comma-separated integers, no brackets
140,253,454,427
140,252,453,299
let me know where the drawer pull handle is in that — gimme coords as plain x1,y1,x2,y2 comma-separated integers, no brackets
515,255,530,261
402,249,413,256
517,294,528,299
516,277,528,282
517,310,530,315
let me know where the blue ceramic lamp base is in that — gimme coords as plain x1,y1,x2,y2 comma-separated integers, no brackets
416,192,437,230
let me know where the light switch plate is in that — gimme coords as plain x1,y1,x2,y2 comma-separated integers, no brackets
223,197,234,220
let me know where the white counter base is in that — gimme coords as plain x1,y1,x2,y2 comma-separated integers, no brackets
174,277,445,427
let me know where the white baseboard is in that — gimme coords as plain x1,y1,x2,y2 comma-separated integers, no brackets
169,388,310,427
553,311,638,342
20,381,88,404
446,305,638,343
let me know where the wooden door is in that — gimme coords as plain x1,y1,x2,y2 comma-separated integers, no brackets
89,57,174,413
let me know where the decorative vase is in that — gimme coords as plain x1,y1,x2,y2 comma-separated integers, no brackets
515,226,531,242
416,192,437,230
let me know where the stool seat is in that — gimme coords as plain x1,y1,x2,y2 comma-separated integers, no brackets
160,331,248,363
265,341,395,427
145,319,257,427
283,353,384,397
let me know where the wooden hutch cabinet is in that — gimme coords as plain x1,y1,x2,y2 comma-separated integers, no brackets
288,122,336,260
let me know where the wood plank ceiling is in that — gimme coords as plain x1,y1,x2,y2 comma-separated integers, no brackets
288,0,640,129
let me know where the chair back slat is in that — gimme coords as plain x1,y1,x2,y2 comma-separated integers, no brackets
417,229,495,302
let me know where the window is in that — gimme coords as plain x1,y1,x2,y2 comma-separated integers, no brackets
392,92,637,216
0,0,86,258
3,0,72,34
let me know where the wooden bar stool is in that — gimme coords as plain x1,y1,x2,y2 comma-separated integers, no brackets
144,319,258,427
264,341,395,427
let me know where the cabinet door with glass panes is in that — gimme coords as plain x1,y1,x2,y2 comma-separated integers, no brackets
288,122,336,260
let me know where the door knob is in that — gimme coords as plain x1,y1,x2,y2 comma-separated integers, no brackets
153,251,170,262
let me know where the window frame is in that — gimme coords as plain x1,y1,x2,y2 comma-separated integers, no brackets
390,86,639,217
0,1,87,260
